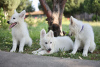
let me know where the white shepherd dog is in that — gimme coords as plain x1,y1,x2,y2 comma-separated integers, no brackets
32,29,73,55
69,16,96,57
7,10,32,52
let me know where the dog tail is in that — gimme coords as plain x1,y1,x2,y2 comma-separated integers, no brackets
89,41,96,53
28,37,32,47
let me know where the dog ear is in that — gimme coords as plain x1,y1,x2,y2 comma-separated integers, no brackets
49,30,54,37
70,16,74,25
40,29,46,38
14,10,17,13
19,10,26,18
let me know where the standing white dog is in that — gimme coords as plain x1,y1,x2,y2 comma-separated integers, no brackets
69,16,96,56
32,29,73,55
7,10,32,52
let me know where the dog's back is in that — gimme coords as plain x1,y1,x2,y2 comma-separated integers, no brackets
54,36,73,52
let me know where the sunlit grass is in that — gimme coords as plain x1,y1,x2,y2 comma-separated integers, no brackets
0,17,100,60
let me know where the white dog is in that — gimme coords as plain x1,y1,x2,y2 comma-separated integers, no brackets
7,10,32,52
32,29,73,55
69,16,96,56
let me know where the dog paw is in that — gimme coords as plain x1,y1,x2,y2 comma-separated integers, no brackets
19,50,23,53
32,51,38,55
70,51,76,55
10,49,16,52
90,50,93,53
37,52,43,55
82,53,88,57
32,51,42,55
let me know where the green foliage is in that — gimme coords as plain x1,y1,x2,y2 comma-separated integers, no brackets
39,0,85,15
64,0,85,15
0,8,8,29
0,0,20,17
0,0,33,16
84,0,93,13
84,0,100,21
39,0,53,11
17,0,34,12
25,2,34,12
92,15,100,21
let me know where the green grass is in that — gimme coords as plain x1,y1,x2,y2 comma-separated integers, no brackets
0,17,100,60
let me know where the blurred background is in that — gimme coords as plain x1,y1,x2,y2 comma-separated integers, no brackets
0,0,100,21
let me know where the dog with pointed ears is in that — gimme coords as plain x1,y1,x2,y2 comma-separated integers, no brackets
69,16,96,57
7,10,32,52
32,29,73,55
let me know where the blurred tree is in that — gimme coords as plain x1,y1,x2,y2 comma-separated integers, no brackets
0,0,20,17
26,0,34,12
17,0,34,12
39,0,85,16
84,0,100,21
26,4,35,12
39,0,67,36
0,0,34,17
39,0,53,11
64,0,84,16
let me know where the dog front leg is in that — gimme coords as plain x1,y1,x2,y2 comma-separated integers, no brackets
32,48,43,55
71,39,80,54
19,38,25,52
10,39,17,52
82,40,90,57
37,50,49,55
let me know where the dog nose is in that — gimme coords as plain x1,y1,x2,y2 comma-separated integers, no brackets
7,21,10,24
48,48,51,51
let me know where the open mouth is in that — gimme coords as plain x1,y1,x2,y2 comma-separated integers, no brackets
9,22,17,28
47,48,51,53
47,50,50,53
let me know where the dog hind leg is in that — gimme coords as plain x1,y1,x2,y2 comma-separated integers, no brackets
82,40,90,57
28,38,32,47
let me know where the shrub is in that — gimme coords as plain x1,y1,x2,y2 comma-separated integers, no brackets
0,8,8,29
92,15,100,21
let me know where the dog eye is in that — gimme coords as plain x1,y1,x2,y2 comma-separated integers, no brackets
45,42,47,44
13,17,15,19
50,42,52,44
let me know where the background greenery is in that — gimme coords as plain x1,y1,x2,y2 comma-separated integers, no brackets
39,0,100,21
0,0,100,21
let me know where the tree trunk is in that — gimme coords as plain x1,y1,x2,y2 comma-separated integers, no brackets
39,0,67,37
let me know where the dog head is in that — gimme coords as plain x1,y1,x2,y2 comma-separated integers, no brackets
40,29,54,53
7,10,26,28
69,16,82,36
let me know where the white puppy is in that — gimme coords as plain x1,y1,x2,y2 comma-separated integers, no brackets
7,10,32,52
69,16,96,56
32,29,73,55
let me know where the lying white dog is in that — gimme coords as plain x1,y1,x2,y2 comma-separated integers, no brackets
69,16,96,56
32,29,73,55
7,10,32,52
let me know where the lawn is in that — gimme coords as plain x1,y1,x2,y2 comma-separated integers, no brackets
0,17,100,60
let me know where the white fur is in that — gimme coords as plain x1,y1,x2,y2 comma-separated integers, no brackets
69,16,96,57
32,29,73,55
9,10,32,52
